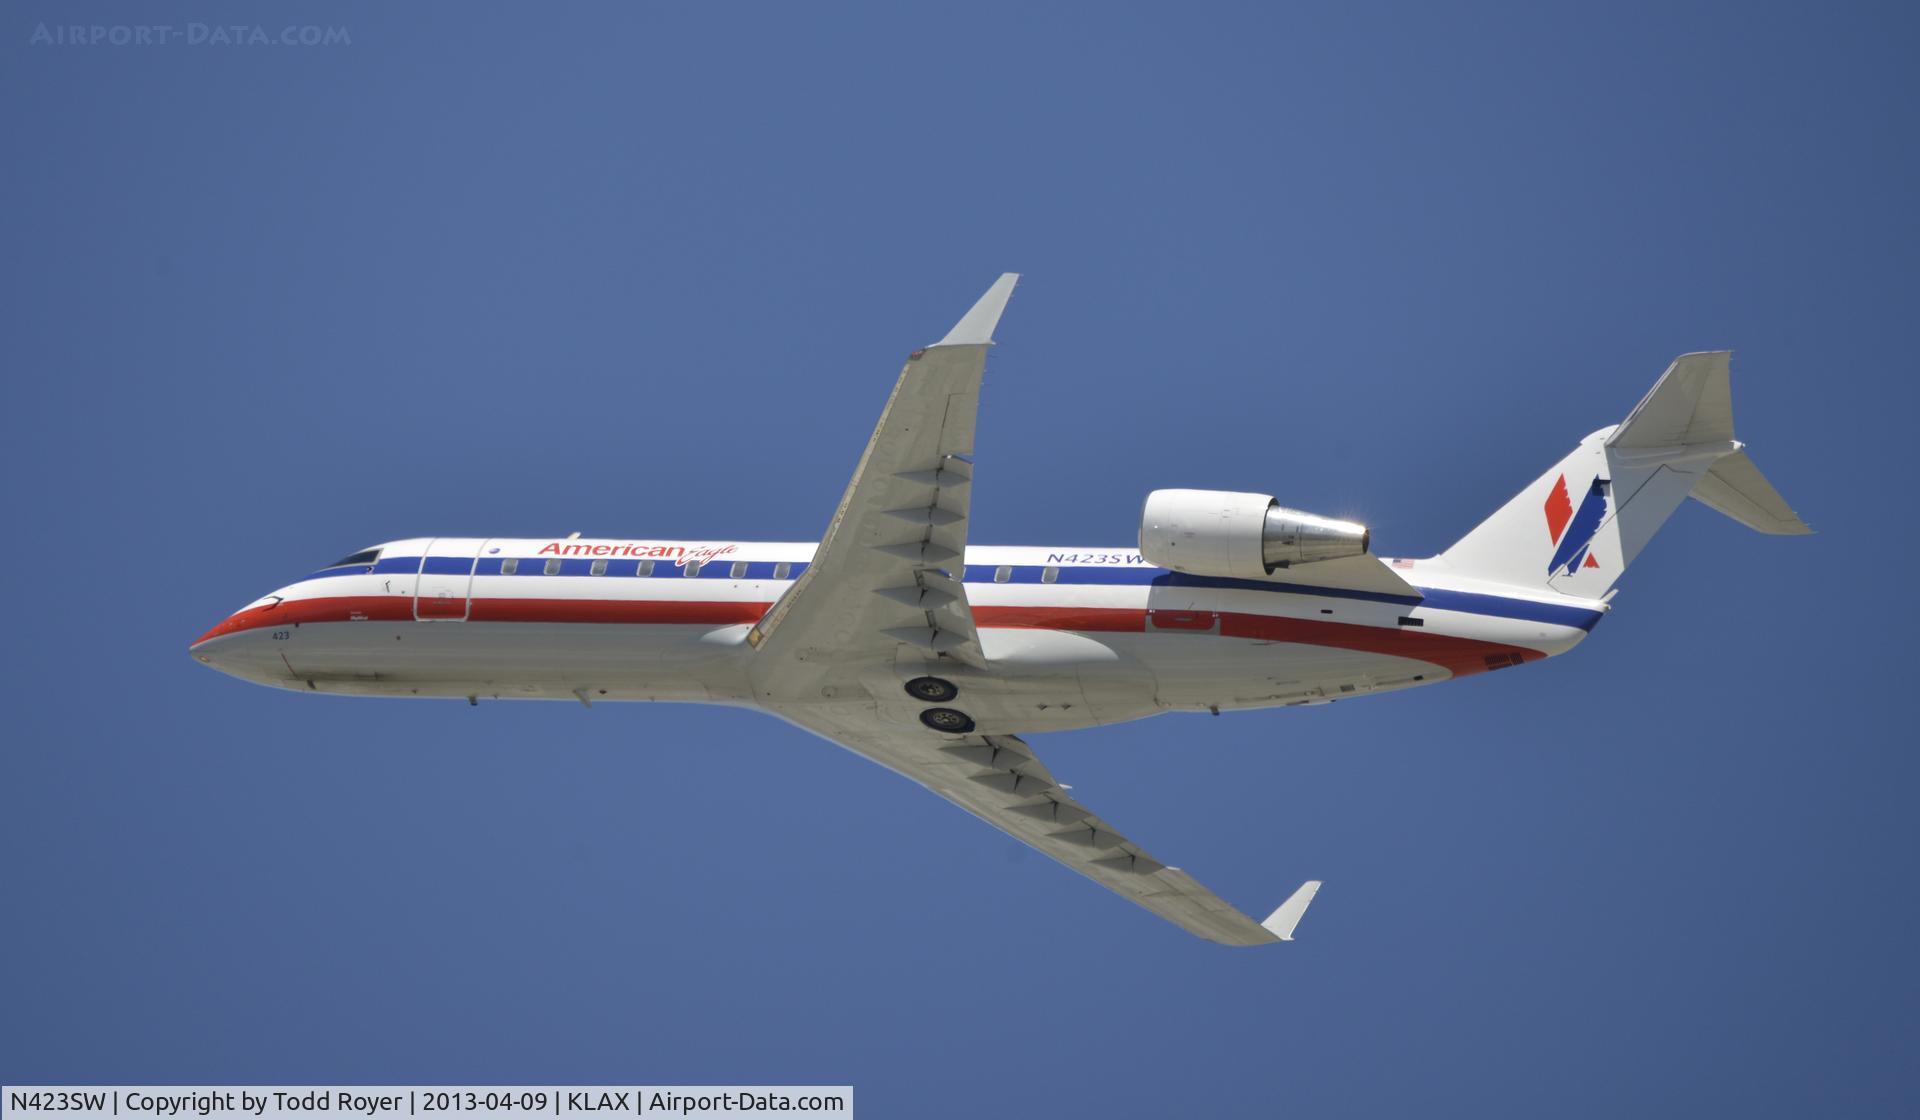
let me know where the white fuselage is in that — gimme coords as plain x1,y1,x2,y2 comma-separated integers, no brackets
191,537,1604,732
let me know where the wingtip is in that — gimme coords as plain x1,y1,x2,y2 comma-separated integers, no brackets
932,273,1020,348
1261,879,1323,942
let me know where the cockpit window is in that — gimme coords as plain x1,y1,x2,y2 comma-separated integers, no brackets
329,548,380,568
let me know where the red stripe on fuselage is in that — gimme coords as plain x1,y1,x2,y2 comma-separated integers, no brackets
196,596,1542,679
192,595,766,643
972,605,1541,678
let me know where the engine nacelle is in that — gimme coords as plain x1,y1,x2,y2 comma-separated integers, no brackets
1139,489,1370,578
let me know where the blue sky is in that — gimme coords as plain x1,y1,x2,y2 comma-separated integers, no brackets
3,2,1916,1114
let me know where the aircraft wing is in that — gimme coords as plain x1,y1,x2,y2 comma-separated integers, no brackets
746,274,1018,672
747,274,1319,943
772,702,1322,946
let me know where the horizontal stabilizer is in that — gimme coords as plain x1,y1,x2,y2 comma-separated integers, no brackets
1610,351,1735,449
1690,448,1812,535
1261,880,1323,941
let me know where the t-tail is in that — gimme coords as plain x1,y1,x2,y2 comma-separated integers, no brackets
1439,351,1809,597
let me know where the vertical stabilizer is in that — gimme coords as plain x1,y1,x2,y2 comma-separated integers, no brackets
1439,352,1807,595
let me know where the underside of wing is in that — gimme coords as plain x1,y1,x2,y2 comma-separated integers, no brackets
746,275,1320,943
774,704,1321,946
748,275,1019,681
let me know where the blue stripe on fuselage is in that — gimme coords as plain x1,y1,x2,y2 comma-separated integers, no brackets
1415,587,1601,631
975,564,1602,631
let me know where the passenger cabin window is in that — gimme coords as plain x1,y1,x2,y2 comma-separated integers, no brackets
590,559,608,576
773,562,791,580
636,559,654,577
684,560,702,577
330,548,380,568
1041,566,1060,584
730,560,748,579
994,565,1012,583
544,557,562,575
501,558,519,575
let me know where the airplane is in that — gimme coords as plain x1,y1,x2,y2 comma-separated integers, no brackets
191,274,1810,945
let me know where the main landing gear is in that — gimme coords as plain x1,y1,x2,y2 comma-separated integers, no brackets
906,677,973,733
918,707,976,734
904,676,959,702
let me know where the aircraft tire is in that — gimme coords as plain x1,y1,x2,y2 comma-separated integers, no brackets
904,676,959,702
918,707,975,734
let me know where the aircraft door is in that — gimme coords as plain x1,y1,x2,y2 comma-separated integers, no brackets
414,537,482,621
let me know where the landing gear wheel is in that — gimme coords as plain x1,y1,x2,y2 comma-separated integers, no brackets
904,676,959,703
919,707,976,734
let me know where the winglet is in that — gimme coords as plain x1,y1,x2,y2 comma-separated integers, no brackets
932,273,1019,348
1261,880,1323,941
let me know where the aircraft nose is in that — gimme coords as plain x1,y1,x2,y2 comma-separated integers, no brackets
190,620,235,667
190,593,287,668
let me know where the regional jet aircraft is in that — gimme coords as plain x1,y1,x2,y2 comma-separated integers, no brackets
192,275,1809,944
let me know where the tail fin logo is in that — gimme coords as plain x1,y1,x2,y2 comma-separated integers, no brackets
1544,474,1609,576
